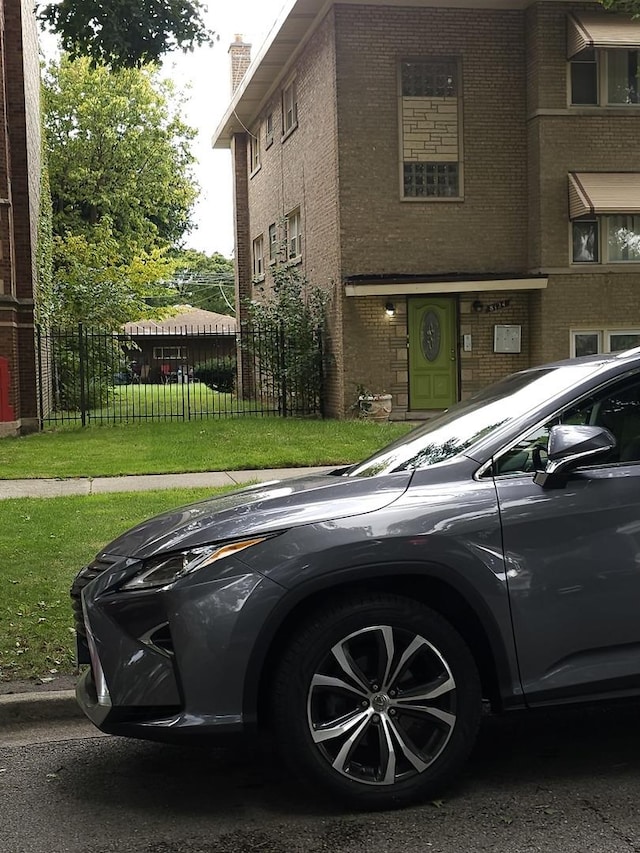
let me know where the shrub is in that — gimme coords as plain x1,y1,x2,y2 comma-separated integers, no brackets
193,356,236,392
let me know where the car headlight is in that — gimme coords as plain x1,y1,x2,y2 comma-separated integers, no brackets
121,537,268,591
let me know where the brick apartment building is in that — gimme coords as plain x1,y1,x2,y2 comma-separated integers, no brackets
0,0,41,436
213,0,640,419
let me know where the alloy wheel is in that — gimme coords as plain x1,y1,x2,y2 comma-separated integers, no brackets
306,624,457,786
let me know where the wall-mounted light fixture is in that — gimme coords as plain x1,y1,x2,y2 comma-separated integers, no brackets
385,301,395,317
472,300,484,314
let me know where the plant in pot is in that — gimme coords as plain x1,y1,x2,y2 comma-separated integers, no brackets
353,384,393,419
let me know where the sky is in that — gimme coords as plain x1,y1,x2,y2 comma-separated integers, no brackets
162,1,289,257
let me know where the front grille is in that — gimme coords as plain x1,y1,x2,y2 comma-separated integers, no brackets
70,557,116,639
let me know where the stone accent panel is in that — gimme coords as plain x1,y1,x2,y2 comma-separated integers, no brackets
402,98,459,162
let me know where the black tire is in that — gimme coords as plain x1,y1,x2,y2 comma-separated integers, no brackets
271,593,481,809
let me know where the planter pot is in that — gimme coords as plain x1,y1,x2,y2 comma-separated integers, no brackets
358,393,393,420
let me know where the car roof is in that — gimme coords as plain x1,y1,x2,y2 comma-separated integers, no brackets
516,346,640,374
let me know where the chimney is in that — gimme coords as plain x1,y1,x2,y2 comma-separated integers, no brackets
229,34,252,94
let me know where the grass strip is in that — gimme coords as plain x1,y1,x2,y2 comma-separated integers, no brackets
0,418,412,480
0,487,232,682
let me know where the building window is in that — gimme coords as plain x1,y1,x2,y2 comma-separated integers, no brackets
282,79,298,136
401,60,457,97
400,58,461,200
265,113,274,148
286,208,301,260
268,223,278,261
570,49,598,105
250,131,261,174
404,162,459,198
608,215,640,261
570,49,640,106
252,234,264,279
608,50,640,104
572,219,599,263
572,216,640,263
152,346,187,360
571,329,640,357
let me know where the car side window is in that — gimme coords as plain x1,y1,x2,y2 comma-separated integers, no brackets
494,375,640,475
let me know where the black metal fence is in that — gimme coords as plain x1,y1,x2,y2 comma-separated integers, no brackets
37,322,324,426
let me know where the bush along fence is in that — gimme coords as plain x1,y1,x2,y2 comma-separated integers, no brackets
36,321,324,425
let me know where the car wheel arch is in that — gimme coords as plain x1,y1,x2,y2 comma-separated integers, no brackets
246,563,516,731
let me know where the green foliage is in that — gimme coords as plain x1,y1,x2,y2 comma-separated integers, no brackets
38,0,214,69
42,55,199,331
193,356,236,393
248,263,328,414
36,139,54,326
43,55,198,251
52,219,177,327
599,1,640,13
52,332,127,411
165,249,235,315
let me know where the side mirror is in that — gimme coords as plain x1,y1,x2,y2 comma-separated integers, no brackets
533,424,616,487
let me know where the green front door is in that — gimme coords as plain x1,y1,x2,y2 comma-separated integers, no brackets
408,297,458,410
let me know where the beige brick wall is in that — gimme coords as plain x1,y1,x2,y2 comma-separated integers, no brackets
531,274,640,366
235,0,640,417
334,4,528,278
525,1,640,371
242,10,344,417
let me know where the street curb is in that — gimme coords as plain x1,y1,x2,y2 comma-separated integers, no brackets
0,690,82,726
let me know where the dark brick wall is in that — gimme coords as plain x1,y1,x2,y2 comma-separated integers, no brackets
0,0,41,434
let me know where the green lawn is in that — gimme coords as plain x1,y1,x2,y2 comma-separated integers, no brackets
0,418,412,479
0,487,229,681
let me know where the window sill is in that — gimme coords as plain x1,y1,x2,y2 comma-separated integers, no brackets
401,195,464,202
570,262,640,269
286,255,303,266
252,274,266,284
249,164,262,179
281,122,299,143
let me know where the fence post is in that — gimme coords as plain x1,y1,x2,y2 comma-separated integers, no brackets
279,320,287,417
317,326,325,418
77,322,87,427
36,325,44,430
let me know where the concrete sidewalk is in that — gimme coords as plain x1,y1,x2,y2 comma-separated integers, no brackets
0,465,334,731
0,465,335,500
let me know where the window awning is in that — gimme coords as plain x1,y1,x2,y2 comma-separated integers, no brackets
567,12,640,59
569,173,640,219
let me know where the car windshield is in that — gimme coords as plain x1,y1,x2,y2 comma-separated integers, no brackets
348,361,605,477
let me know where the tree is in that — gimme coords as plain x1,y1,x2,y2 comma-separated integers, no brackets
38,0,214,69
43,55,198,254
247,263,327,415
52,219,177,327
167,249,235,315
600,1,640,12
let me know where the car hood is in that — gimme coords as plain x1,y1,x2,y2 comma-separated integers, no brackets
101,470,413,560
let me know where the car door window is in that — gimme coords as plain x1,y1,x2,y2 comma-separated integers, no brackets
495,374,640,475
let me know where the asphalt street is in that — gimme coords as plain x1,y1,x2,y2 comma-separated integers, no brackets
2,701,640,853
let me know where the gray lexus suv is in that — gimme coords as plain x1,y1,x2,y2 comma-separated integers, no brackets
72,347,640,809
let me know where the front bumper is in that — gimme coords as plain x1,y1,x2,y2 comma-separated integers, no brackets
73,554,285,742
